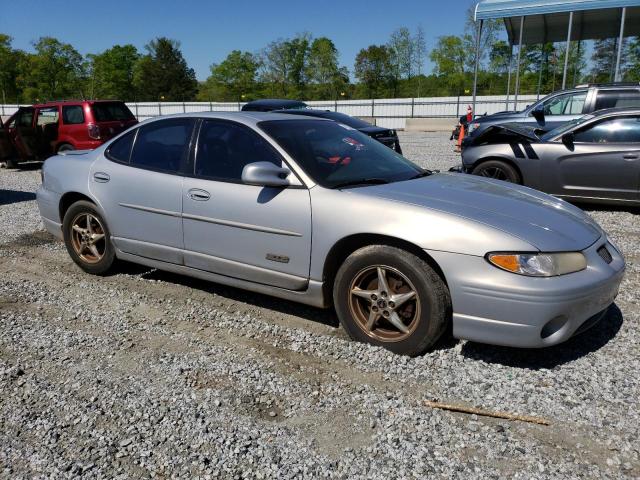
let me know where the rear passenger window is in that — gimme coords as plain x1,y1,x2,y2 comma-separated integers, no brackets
574,116,640,143
594,90,640,110
63,105,85,125
106,130,136,163
129,119,194,173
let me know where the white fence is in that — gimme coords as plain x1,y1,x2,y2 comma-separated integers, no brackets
0,95,541,129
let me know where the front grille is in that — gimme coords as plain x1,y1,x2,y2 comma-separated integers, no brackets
597,245,613,264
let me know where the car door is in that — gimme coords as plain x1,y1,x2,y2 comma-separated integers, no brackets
542,115,640,202
0,118,16,160
7,107,37,159
89,118,196,265
524,91,587,130
182,119,312,290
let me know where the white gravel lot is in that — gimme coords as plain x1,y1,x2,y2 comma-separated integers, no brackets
0,132,638,479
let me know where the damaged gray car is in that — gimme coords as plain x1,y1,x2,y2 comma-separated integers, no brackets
457,108,640,206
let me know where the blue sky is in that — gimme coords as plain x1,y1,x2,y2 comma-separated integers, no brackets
0,0,484,80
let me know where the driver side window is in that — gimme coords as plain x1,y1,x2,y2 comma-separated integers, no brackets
194,120,282,182
573,116,640,143
543,93,586,116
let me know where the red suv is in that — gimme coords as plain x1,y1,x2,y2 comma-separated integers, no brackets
0,100,137,167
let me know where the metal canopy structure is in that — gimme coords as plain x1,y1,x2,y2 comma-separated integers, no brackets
470,0,640,113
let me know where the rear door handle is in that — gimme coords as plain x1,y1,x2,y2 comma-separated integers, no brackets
93,172,110,183
188,188,210,201
623,154,639,160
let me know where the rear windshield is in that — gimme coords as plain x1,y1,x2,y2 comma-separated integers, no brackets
91,102,135,122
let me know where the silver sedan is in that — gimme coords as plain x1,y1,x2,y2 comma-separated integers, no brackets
36,112,625,355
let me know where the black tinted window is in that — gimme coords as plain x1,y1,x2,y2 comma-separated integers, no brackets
107,130,136,163
195,120,282,181
574,116,640,143
130,119,194,173
594,89,640,110
92,102,135,122
63,105,85,125
17,109,34,127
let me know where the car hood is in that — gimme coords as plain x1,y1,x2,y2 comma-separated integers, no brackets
354,174,602,252
358,126,394,135
475,110,524,123
468,123,542,145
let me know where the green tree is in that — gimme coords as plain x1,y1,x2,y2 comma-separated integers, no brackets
429,35,470,92
87,44,140,100
627,37,640,81
0,34,23,104
19,37,86,102
133,37,198,101
388,27,413,94
590,38,619,83
354,45,393,98
200,50,259,101
306,37,347,99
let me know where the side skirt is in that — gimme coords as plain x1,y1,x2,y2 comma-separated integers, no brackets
115,248,329,309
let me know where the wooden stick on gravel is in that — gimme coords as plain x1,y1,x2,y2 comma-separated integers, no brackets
424,400,550,426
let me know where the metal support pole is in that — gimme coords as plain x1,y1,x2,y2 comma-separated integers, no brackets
505,44,513,110
562,11,574,89
615,7,627,82
471,19,483,116
411,97,415,118
537,45,544,100
371,99,375,117
513,16,525,111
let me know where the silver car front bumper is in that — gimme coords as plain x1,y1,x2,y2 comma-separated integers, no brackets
428,237,625,348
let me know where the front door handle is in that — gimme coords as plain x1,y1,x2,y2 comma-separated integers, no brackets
93,172,110,183
623,154,639,160
188,188,210,201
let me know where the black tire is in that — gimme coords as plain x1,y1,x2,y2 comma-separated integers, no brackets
57,143,75,153
471,160,521,184
62,200,116,275
333,245,450,356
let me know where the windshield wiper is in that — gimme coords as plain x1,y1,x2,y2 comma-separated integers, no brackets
407,169,433,180
330,178,390,189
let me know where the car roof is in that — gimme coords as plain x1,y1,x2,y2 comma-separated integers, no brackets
32,99,126,108
138,111,330,128
589,106,640,117
241,99,308,111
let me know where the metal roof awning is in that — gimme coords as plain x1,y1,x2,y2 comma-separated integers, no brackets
476,0,640,44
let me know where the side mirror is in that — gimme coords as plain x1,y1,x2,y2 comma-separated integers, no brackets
532,105,545,123
241,161,290,187
561,132,575,149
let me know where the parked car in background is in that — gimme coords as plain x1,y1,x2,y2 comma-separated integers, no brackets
458,108,640,206
465,82,640,143
2,100,137,167
37,112,624,355
241,99,308,112
273,109,402,153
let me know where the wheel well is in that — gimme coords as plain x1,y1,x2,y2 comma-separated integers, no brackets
322,234,449,303
59,192,94,221
472,157,523,183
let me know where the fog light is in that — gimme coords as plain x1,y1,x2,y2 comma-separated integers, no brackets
541,315,568,339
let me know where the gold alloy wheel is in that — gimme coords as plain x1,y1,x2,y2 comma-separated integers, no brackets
70,213,106,264
348,265,421,342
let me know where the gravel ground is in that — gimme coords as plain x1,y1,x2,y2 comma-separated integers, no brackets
0,132,638,479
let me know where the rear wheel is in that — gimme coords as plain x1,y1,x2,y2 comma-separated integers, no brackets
471,160,521,184
333,245,450,356
57,143,75,153
62,201,115,275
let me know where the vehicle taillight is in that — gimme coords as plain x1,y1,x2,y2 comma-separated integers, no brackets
87,123,101,140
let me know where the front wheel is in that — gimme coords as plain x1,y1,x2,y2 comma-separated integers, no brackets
62,200,116,275
57,143,75,153
333,245,450,356
471,160,521,184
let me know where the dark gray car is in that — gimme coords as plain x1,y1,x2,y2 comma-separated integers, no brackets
459,108,640,206
466,83,640,141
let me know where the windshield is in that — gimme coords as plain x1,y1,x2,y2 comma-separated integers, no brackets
259,120,421,188
540,114,595,141
91,102,135,122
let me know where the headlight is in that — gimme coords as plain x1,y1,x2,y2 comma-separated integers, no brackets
468,122,480,133
487,252,587,277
